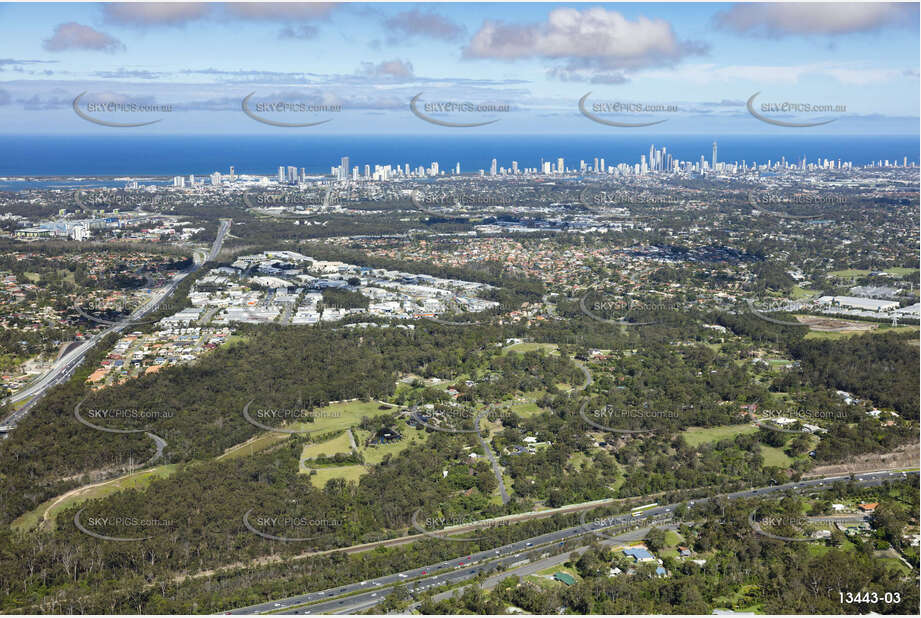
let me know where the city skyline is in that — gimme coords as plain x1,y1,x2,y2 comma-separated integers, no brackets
186,139,918,186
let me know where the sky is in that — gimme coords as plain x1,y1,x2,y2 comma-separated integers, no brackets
0,1,918,135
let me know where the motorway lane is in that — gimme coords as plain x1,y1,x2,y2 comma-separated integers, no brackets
228,469,917,615
416,525,664,610
2,220,231,428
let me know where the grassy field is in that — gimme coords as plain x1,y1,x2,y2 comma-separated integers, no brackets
536,565,580,580
681,424,758,447
278,399,398,435
217,431,291,461
760,444,793,467
13,464,180,532
804,324,919,340
827,269,870,278
16,402,399,531
300,431,353,460
502,390,549,418
828,267,917,279
659,529,687,559
355,423,427,466
503,342,559,355
304,465,366,487
791,286,819,299
568,452,590,471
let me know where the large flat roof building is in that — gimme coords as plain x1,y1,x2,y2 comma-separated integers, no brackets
816,296,899,312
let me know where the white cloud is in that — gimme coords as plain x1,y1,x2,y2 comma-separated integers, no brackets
464,8,707,71
43,23,125,53
102,3,212,27
714,2,917,37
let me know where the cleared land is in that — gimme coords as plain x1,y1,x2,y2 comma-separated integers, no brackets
681,425,758,447
13,464,179,532
795,315,878,333
760,444,793,467
305,465,366,487
502,342,559,355
804,324,918,340
300,432,353,461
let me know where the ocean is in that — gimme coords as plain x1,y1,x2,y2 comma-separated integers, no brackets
0,134,917,182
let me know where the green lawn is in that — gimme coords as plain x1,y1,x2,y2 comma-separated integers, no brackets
568,452,590,471
356,424,426,466
536,565,580,580
277,399,398,435
826,267,917,279
760,444,793,467
681,424,758,447
886,267,919,277
300,432,353,460
827,269,870,278
217,431,291,461
659,529,687,558
304,465,366,487
503,342,559,355
791,286,819,299
504,391,548,418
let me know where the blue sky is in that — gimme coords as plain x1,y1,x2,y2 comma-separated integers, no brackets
0,2,918,134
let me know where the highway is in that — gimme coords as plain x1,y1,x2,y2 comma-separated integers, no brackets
227,468,917,615
1,220,230,430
